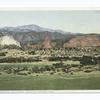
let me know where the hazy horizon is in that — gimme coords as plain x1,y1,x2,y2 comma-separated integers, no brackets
0,11,100,34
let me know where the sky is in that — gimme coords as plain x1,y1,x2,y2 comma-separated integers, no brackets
0,11,100,33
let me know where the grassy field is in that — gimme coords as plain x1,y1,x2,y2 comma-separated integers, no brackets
0,62,100,90
0,71,100,90
0,48,99,90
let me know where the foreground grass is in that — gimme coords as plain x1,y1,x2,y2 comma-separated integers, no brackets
0,62,99,90
0,72,100,90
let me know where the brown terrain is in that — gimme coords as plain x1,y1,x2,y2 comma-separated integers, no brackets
41,36,54,49
63,35,100,48
24,36,56,49
20,34,100,49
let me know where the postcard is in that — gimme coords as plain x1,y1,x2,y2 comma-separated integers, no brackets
0,9,99,91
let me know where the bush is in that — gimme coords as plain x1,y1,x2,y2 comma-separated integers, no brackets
84,69,93,73
27,71,31,74
80,55,99,65
2,45,21,49
5,69,12,74
70,71,74,75
32,66,40,73
50,72,54,75
57,69,60,72
61,68,68,73
28,50,35,55
53,62,64,68
23,67,28,71
44,65,52,71
13,69,19,74
0,52,7,56
17,71,28,75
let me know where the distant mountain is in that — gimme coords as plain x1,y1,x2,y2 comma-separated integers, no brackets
0,24,99,49
0,24,74,49
0,24,68,33
64,34,100,48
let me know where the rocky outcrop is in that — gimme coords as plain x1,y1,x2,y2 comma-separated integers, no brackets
64,35,100,47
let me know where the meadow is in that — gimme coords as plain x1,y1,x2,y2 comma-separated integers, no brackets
0,71,100,90
0,62,100,90
0,47,99,90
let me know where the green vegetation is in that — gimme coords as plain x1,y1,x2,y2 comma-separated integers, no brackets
0,71,100,90
0,47,99,90
0,62,99,90
1,45,21,50
0,52,7,56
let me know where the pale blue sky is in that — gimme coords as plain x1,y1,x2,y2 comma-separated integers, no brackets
0,11,100,33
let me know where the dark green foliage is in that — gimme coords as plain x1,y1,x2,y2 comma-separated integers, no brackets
0,52,7,56
2,45,21,49
48,56,69,61
53,62,64,68
50,72,54,75
5,69,12,74
0,56,41,63
80,55,100,65
32,66,41,73
84,69,93,73
28,50,35,55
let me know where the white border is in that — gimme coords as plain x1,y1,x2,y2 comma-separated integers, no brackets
0,90,100,93
0,7,100,10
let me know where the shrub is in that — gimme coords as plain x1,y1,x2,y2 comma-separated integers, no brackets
80,55,99,65
61,68,68,73
44,65,52,71
27,71,31,74
57,69,60,72
28,50,35,55
50,72,54,75
84,69,93,73
5,69,12,74
23,67,28,71
17,72,28,75
70,71,74,75
53,62,64,68
2,45,21,49
13,69,19,74
0,52,7,56
32,66,40,73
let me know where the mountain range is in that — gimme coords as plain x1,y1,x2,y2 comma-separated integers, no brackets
0,24,68,33
0,24,100,49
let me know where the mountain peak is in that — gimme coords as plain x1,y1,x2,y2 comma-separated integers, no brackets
0,24,67,33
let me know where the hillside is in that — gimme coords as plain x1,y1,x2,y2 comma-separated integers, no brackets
0,35,21,47
64,35,100,48
0,24,100,49
0,24,74,49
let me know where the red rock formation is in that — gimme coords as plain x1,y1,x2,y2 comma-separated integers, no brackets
42,36,53,49
64,35,100,47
